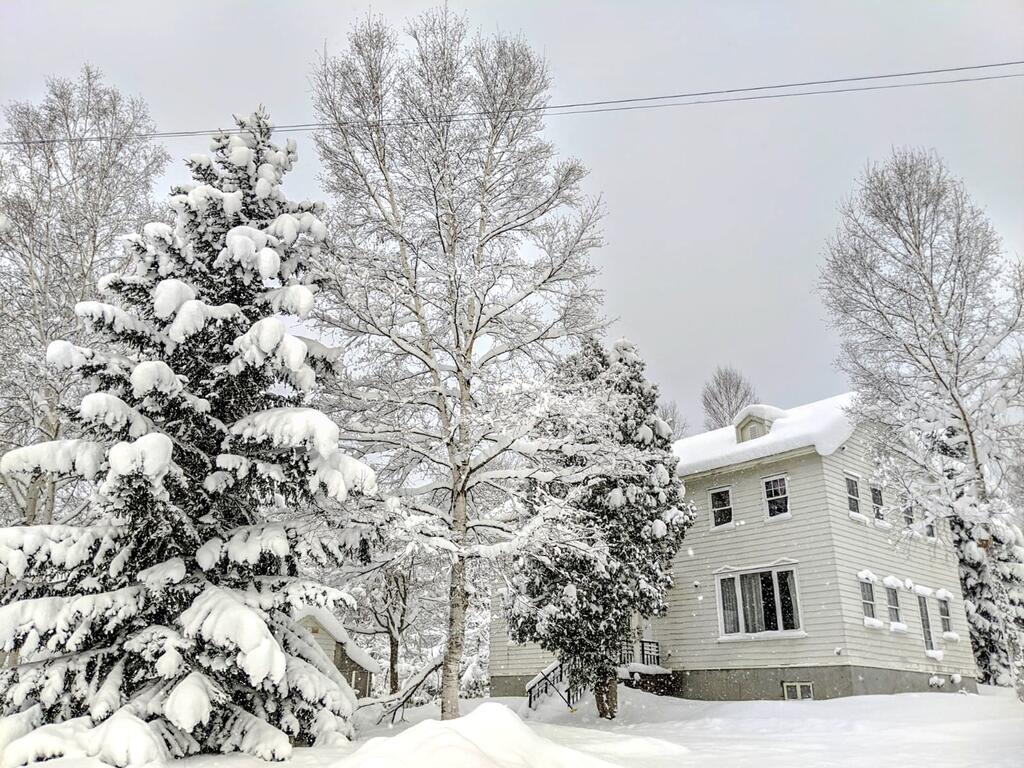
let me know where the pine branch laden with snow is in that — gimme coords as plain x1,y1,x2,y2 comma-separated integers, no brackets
505,338,693,719
0,111,377,765
819,147,1024,688
311,9,606,720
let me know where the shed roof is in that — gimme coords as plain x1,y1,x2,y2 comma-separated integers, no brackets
295,606,382,675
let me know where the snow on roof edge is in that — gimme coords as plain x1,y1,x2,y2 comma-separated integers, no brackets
674,393,856,476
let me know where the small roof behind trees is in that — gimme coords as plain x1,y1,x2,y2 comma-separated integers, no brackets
294,607,381,675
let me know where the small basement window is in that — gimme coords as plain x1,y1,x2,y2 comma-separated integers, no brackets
783,682,814,700
710,487,733,528
764,476,790,517
860,581,876,619
846,476,860,514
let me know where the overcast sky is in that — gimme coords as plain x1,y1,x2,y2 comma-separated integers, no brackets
2,0,1022,430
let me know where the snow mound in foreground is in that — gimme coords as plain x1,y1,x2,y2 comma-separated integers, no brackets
340,702,617,768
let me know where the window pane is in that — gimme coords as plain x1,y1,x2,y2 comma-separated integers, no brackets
798,684,813,700
887,588,901,622
741,572,765,632
848,495,860,514
713,506,733,526
760,571,779,631
711,489,730,509
768,496,789,517
778,570,800,630
860,582,875,618
846,477,859,497
919,596,934,650
871,487,883,506
720,577,739,634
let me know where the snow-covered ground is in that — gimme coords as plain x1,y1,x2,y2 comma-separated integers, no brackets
22,686,1023,768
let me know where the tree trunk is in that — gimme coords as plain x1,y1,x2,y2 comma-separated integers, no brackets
594,673,618,720
388,632,400,695
440,488,468,720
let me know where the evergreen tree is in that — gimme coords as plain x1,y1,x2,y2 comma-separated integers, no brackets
506,338,692,719
0,112,376,765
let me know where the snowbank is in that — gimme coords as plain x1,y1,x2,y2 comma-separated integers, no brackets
674,393,854,475
341,703,618,768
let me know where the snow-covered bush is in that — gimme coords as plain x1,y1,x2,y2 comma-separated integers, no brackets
0,112,375,765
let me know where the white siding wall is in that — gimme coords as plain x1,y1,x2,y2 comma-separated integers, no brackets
488,591,554,678
821,431,977,679
654,450,847,670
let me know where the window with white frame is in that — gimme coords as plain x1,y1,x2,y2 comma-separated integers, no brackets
918,596,934,650
718,567,801,635
870,487,883,519
938,599,952,633
903,506,915,527
709,487,733,528
886,587,901,622
924,517,936,537
860,581,876,618
764,476,790,517
783,682,813,700
846,476,860,514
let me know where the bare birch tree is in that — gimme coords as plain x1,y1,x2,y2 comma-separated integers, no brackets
701,365,758,430
819,147,1024,686
311,9,604,718
0,66,167,524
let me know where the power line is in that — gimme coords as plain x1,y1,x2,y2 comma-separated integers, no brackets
2,60,1022,147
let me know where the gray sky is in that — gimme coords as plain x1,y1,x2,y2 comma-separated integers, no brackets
2,0,1022,430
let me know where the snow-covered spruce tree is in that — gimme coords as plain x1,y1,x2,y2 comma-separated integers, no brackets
506,338,691,719
819,147,1024,687
312,9,604,719
0,112,377,765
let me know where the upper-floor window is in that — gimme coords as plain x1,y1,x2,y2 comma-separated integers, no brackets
746,423,764,440
924,518,936,538
918,596,934,650
870,487,883,519
719,567,801,636
938,599,952,632
903,506,915,528
764,476,790,518
846,476,860,514
710,487,733,528
886,587,901,623
860,581,876,618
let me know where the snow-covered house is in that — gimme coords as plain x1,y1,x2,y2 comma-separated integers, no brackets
490,393,978,701
295,607,381,698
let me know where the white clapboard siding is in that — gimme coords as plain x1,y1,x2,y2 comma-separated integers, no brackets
654,449,847,670
488,590,554,678
821,432,977,678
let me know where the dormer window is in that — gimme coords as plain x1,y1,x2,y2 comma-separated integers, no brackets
735,415,771,443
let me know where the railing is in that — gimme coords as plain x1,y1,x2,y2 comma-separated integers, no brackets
525,660,583,710
617,640,661,667
640,640,661,666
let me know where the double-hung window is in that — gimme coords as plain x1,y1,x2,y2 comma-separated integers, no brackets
860,581,876,618
939,599,952,633
870,487,883,519
719,567,801,636
710,487,733,528
886,587,901,623
919,596,934,650
846,476,860,514
764,476,790,518
903,507,915,528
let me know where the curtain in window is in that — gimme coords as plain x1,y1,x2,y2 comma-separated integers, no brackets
721,577,739,633
778,569,800,630
741,573,765,632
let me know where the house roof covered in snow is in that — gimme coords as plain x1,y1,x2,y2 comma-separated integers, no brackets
674,392,855,476
294,606,382,675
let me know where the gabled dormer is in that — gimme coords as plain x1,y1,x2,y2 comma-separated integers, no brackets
732,404,788,443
